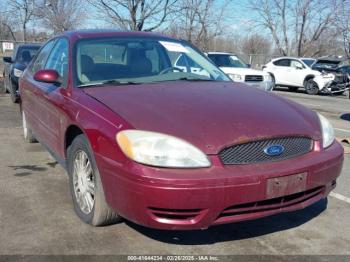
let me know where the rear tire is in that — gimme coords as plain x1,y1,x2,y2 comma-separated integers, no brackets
22,110,37,143
304,79,319,95
67,134,121,226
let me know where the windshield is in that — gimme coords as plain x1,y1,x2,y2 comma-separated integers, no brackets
16,46,40,63
75,37,230,87
301,59,315,67
208,54,247,68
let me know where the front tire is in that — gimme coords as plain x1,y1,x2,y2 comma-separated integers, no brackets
304,79,319,95
9,81,19,103
67,134,121,226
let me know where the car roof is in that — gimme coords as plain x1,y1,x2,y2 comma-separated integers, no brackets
271,56,301,61
56,29,175,41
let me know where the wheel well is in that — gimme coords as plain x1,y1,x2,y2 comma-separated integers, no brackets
268,72,275,82
304,75,315,84
65,125,83,156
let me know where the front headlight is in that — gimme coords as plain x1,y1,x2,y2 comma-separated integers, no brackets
317,113,335,148
228,74,243,82
13,68,23,78
116,130,211,168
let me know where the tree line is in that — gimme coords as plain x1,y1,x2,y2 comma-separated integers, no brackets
0,0,349,59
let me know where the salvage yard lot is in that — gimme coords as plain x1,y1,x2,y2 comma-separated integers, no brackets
0,83,349,257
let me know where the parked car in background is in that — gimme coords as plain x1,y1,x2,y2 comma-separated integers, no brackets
338,65,350,76
20,30,343,230
2,43,41,102
263,57,349,95
207,52,274,91
311,57,348,73
311,57,350,95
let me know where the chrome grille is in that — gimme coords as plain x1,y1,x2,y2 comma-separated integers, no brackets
219,137,313,165
245,75,263,82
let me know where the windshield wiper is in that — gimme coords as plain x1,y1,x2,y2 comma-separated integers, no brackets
177,77,214,82
78,80,140,88
102,80,141,85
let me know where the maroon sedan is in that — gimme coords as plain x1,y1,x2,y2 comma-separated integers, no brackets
19,30,343,230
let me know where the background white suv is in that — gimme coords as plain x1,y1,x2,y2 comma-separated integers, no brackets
263,57,335,95
207,52,273,91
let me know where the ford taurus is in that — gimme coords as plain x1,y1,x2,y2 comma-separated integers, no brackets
19,30,344,230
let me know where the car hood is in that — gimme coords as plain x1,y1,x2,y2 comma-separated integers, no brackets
220,67,268,76
14,62,27,71
83,81,321,154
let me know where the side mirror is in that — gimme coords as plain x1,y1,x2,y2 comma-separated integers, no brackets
295,65,303,70
3,57,13,63
33,69,61,84
246,63,251,68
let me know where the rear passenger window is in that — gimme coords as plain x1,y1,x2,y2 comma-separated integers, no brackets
30,40,56,73
273,59,290,67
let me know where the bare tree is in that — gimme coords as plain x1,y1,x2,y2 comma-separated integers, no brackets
7,0,36,42
248,0,341,57
36,0,86,34
241,34,271,56
335,0,350,58
0,6,17,41
88,0,178,31
167,0,229,51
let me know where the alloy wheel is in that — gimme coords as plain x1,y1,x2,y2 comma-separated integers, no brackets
73,150,95,214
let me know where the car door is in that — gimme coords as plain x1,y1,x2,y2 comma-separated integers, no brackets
21,40,57,138
34,38,70,154
270,59,291,85
286,59,306,86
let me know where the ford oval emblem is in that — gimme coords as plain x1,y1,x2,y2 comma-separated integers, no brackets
264,144,285,156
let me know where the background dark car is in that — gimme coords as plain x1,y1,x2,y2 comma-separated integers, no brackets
312,57,348,73
338,65,350,76
312,57,350,94
2,43,41,103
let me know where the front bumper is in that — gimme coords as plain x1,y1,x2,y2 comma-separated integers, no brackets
96,141,343,230
244,80,274,91
321,81,350,94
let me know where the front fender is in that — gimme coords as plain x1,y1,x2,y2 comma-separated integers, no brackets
313,75,334,90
